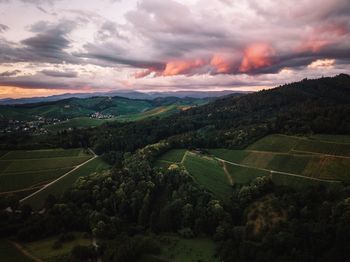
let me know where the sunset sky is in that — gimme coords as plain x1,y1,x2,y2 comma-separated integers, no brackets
0,0,349,98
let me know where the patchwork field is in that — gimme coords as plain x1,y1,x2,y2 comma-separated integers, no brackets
0,149,92,195
155,134,349,195
22,157,109,210
211,134,350,183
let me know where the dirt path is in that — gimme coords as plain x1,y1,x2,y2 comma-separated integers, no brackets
215,157,340,183
221,161,234,186
181,151,188,164
10,240,43,262
20,149,97,203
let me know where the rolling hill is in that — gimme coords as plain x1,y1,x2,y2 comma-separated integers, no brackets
0,96,209,121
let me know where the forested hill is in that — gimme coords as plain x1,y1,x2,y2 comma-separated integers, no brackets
2,74,350,155
83,74,350,156
0,95,209,120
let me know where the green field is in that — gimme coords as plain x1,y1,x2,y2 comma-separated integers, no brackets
23,233,91,261
46,106,182,131
210,134,350,183
143,235,218,262
155,134,349,191
155,149,233,200
158,149,186,163
0,239,34,262
0,149,92,194
0,148,85,159
183,153,232,200
22,157,110,209
247,134,350,156
116,105,180,122
225,163,270,184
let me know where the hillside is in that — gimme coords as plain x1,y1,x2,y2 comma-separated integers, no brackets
0,96,209,121
53,74,349,156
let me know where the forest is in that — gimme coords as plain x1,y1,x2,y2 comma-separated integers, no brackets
1,74,350,261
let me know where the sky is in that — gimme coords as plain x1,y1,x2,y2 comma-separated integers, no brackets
0,0,349,98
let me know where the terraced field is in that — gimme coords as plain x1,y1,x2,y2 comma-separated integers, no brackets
0,148,92,196
155,134,349,193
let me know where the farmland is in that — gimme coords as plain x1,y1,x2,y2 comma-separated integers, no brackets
22,157,109,210
155,134,349,194
145,235,218,262
0,148,92,195
0,149,91,193
183,152,233,200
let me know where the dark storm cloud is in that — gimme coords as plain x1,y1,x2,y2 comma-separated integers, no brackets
0,24,9,33
0,20,79,64
0,70,21,77
41,69,77,78
79,43,165,70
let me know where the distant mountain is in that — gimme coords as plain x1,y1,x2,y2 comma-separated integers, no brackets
0,90,248,105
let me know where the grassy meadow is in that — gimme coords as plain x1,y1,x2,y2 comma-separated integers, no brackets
23,233,91,262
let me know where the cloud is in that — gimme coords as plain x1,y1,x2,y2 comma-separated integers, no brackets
0,24,9,33
0,70,21,77
0,20,79,64
0,0,61,4
41,69,77,78
0,0,349,96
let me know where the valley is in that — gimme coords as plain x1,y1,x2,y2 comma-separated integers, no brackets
1,75,350,262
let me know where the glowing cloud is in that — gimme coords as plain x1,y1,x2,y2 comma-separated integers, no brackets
308,59,335,69
210,54,233,74
239,43,275,73
161,59,206,76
